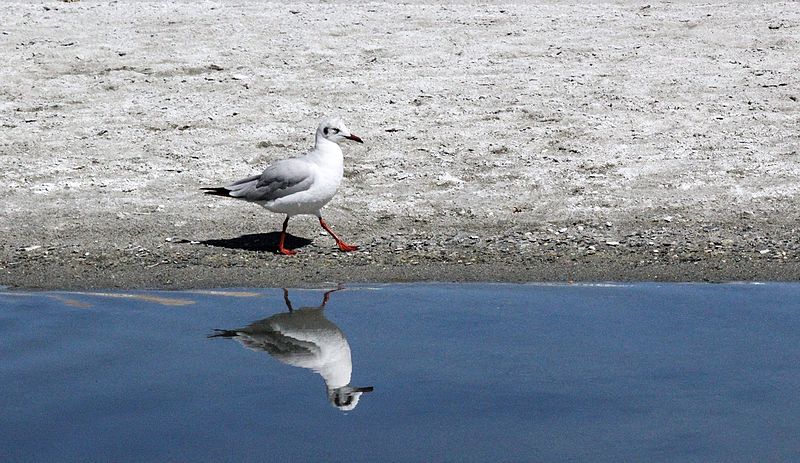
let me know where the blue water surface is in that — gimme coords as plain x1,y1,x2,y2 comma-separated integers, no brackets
1,283,799,462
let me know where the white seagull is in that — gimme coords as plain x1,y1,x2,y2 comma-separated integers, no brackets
203,116,362,255
210,288,374,411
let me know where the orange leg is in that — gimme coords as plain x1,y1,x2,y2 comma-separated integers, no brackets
318,217,358,252
278,216,297,256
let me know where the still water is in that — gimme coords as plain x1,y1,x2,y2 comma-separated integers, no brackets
1,283,799,462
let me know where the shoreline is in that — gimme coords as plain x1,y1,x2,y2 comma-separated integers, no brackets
4,247,799,290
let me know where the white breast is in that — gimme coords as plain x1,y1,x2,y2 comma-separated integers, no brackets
264,142,344,216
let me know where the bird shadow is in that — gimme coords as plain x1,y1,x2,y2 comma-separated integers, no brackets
200,233,313,253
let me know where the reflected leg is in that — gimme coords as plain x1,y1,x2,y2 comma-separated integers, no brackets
321,284,346,307
283,288,294,312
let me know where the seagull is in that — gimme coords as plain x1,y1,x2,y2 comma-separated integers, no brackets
202,116,362,255
210,288,374,411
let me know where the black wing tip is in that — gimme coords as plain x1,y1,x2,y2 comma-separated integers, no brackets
201,187,232,197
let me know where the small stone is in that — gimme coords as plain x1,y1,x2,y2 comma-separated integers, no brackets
606,241,620,246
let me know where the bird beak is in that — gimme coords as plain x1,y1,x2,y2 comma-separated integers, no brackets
355,386,374,393
346,133,363,143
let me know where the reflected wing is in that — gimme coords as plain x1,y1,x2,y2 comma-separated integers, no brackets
238,331,320,359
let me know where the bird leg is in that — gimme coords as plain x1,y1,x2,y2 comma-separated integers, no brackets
320,284,346,307
278,216,297,256
318,218,358,252
282,288,294,311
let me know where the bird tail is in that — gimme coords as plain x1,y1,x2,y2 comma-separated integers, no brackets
201,187,232,198
208,329,238,339
202,174,262,199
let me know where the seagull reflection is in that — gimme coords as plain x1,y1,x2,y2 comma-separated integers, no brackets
210,288,373,411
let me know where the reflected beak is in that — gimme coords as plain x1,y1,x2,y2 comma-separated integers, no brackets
346,133,363,143
355,386,374,393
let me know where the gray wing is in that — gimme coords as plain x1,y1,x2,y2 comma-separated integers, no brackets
225,158,314,202
237,331,320,359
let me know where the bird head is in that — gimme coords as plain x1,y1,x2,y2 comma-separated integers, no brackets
327,384,374,411
317,116,363,144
